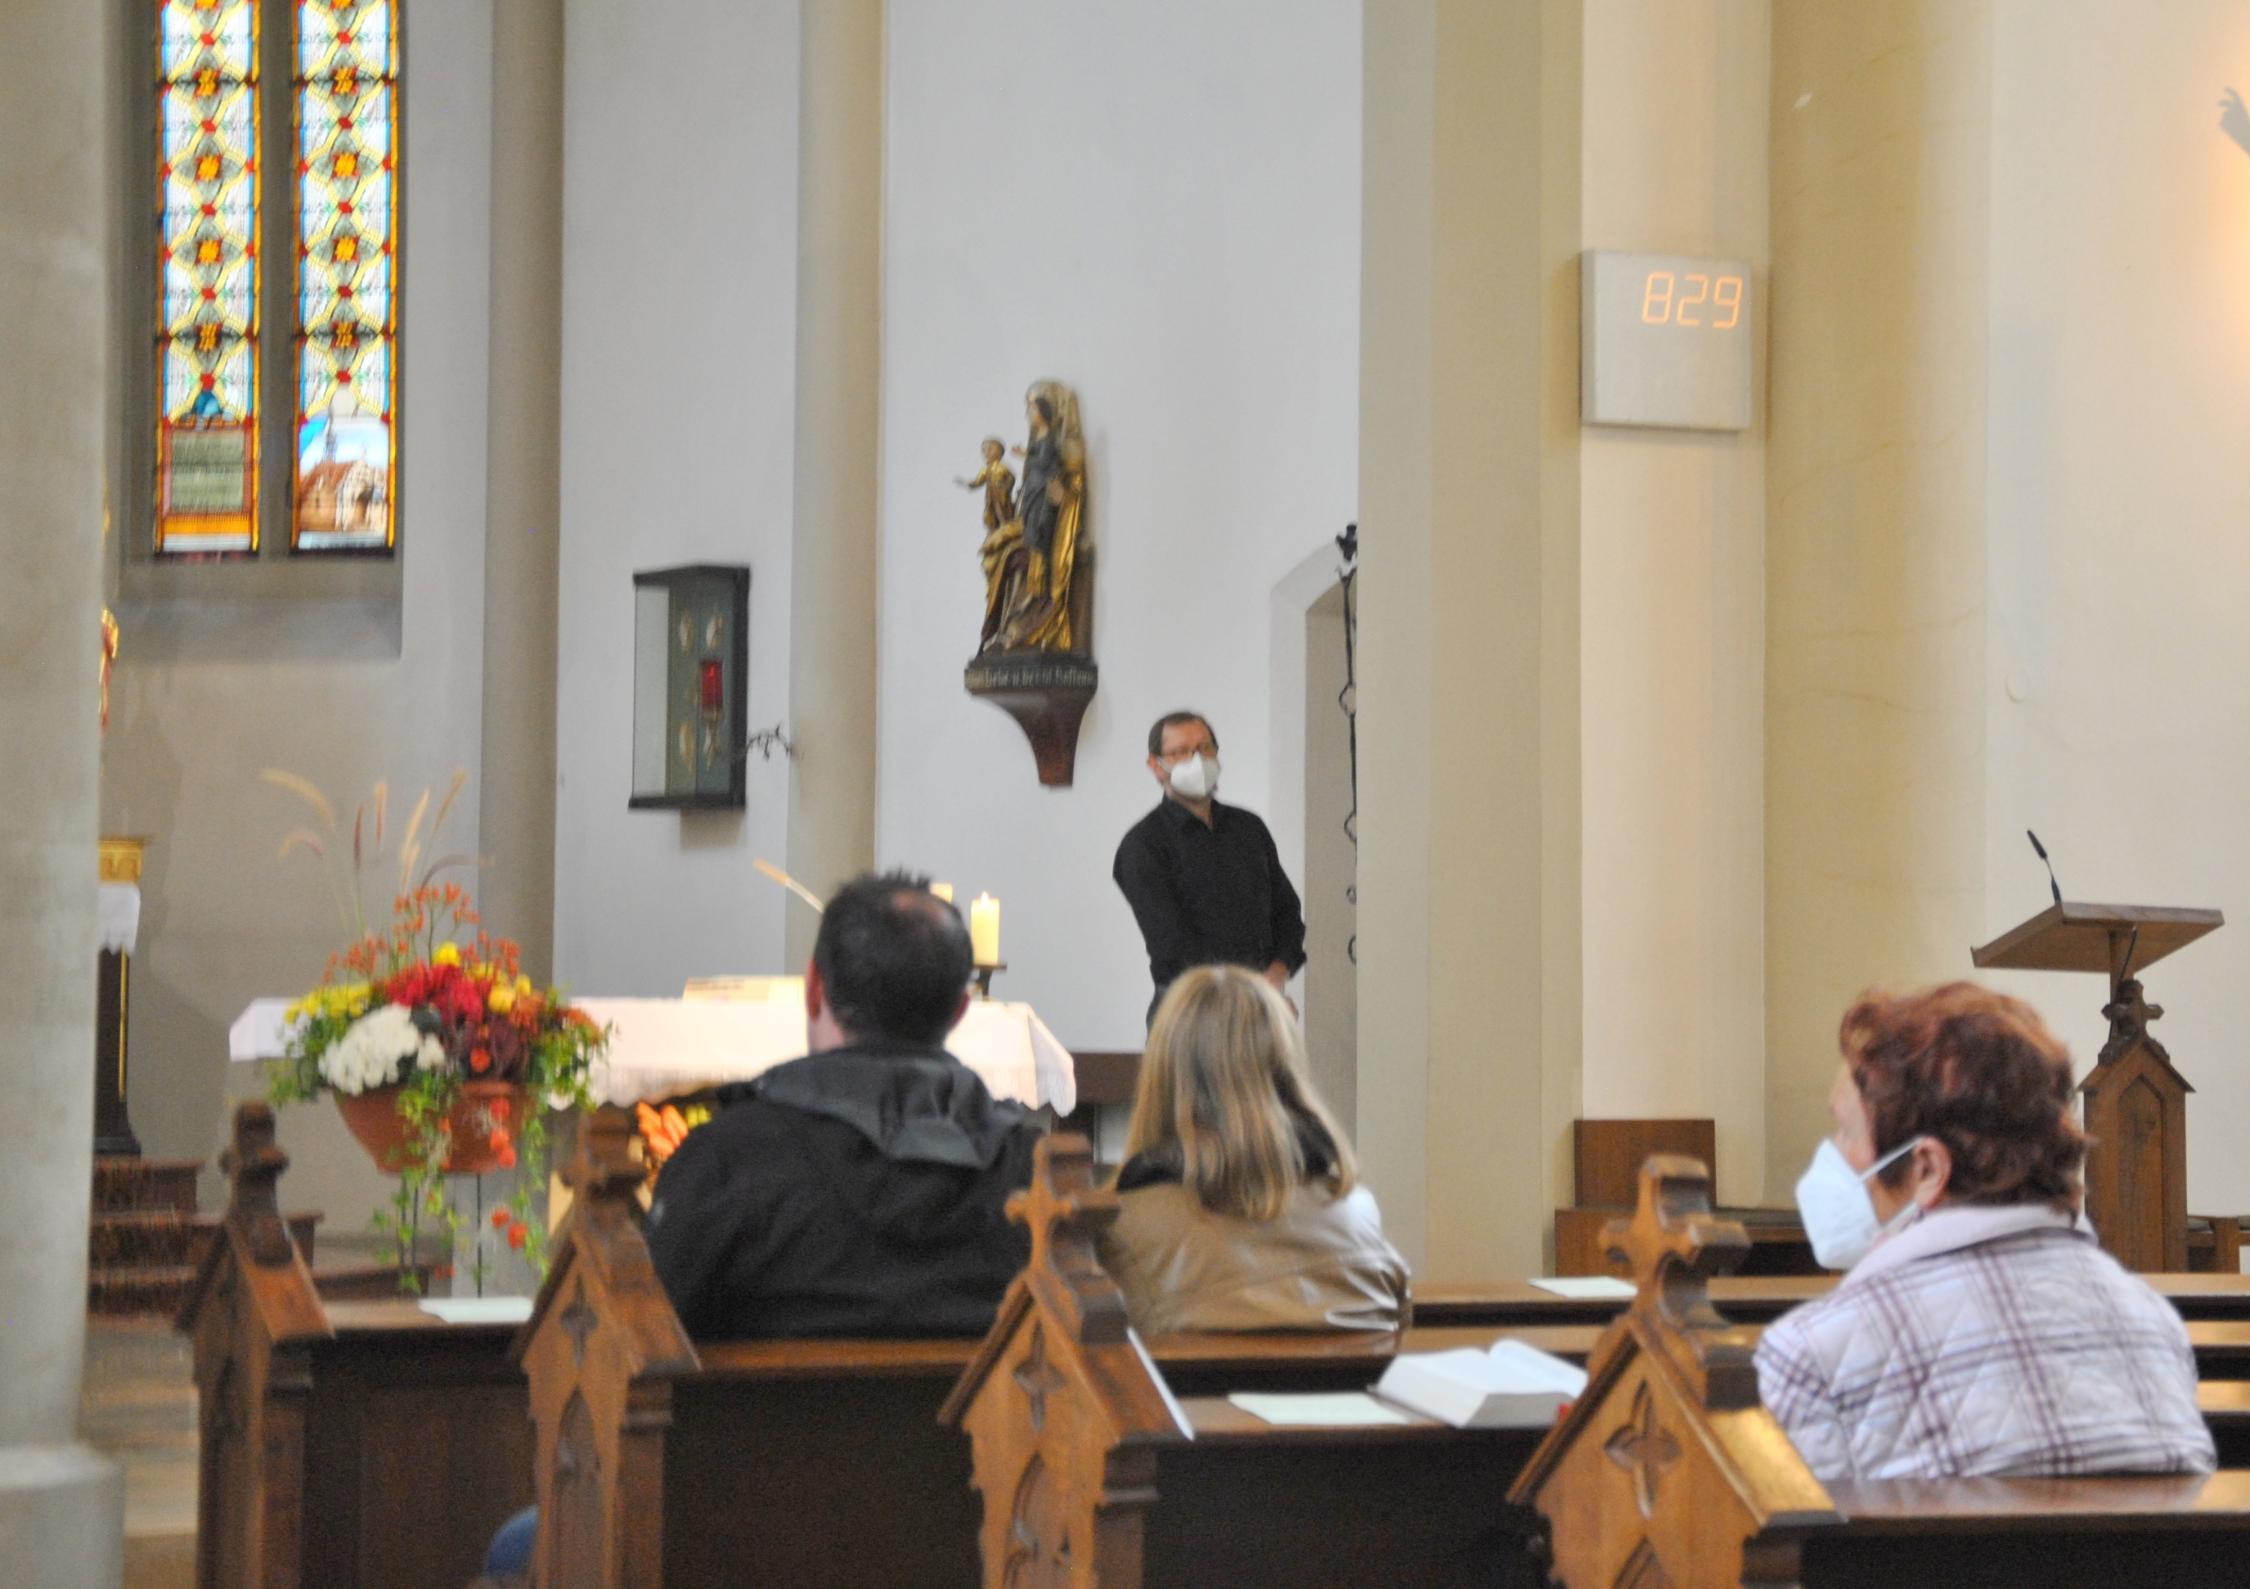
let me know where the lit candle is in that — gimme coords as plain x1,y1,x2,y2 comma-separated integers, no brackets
930,881,955,904
969,893,1001,967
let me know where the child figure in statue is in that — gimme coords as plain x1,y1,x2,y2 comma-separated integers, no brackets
959,437,1025,653
956,437,1017,532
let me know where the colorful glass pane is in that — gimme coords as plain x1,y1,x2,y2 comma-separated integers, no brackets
293,0,398,552
156,0,260,555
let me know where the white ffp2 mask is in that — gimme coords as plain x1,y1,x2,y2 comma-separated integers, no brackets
1168,753,1219,800
1793,1135,1926,1271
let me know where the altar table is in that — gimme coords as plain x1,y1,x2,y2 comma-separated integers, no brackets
228,986,1077,1114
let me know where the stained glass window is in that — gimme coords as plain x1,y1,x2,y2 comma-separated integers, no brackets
293,0,398,552
156,0,261,556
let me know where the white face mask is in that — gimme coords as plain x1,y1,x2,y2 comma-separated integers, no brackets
1167,752,1219,801
1793,1135,1927,1271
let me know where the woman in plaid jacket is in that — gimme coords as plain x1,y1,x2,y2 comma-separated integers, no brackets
1756,982,2215,1482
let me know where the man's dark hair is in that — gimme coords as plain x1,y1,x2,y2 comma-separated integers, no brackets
812,871,974,1046
1147,711,1217,759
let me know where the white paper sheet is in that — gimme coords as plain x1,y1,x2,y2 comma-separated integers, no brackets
1225,1392,1417,1427
1527,1276,1637,1300
418,1296,536,1325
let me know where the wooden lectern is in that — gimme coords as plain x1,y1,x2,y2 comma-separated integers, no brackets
1972,902,2223,1271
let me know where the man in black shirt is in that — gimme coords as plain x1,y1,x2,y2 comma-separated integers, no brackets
644,872,1038,1338
1112,710,1308,1024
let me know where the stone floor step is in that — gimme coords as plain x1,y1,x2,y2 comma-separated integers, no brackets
91,1210,321,1273
93,1157,203,1215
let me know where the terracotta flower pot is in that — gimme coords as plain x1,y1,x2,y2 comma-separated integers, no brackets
333,1080,527,1174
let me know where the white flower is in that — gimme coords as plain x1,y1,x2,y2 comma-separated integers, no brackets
321,1004,437,1095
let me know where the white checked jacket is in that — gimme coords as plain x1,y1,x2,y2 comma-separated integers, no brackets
1754,1202,2216,1483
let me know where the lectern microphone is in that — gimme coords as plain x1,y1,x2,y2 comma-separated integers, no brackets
2027,830,2063,907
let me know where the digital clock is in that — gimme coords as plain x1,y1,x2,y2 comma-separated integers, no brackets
1580,249,1754,431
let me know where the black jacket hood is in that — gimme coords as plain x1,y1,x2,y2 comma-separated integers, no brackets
725,1041,1029,1171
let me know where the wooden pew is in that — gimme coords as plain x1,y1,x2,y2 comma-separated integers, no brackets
943,1133,1566,1586
944,1144,2250,1586
187,1099,2250,1585
1513,1155,2250,1584
512,1109,1607,1586
178,1103,533,1589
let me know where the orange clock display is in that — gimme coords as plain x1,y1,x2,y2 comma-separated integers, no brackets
1638,271,1744,330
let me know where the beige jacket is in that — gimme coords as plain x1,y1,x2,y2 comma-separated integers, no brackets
1097,1180,1411,1336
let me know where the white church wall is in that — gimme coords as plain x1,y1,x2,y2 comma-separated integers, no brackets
1576,0,1770,1207
874,0,1363,1051
100,2,496,1224
552,0,804,993
1983,0,2250,1217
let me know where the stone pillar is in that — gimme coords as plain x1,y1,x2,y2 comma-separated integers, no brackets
1764,1,1992,1194
784,0,882,959
0,0,127,1580
1356,0,1585,1279
479,0,565,981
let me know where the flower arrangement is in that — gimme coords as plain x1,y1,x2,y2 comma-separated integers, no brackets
263,770,606,1291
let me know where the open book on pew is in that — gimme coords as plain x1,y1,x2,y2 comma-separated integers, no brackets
1371,1337,1588,1428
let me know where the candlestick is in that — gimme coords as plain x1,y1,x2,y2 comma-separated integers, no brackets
969,893,1001,967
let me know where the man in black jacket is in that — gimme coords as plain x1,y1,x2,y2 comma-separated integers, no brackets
644,872,1039,1338
1113,710,1307,1025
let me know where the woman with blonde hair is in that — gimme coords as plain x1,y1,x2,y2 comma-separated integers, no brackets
1097,965,1409,1333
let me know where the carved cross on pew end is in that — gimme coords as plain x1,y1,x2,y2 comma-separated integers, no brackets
1603,1153,1758,1407
220,1100,297,1267
1603,1382,1684,1520
1006,1133,1131,1345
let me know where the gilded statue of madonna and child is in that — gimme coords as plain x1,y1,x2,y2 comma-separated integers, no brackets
955,379,1086,655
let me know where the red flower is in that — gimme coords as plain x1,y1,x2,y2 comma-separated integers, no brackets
496,1143,517,1170
490,1207,510,1229
486,1128,508,1154
506,1223,527,1251
469,1048,492,1074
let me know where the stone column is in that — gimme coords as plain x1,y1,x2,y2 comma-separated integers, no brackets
1764,1,1992,1192
479,0,565,981
0,1,127,1580
1355,0,1585,1279
783,0,882,961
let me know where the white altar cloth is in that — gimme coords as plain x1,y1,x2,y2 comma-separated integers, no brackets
228,989,1077,1114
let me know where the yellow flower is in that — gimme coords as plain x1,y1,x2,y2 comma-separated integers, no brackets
488,984,517,1015
515,974,533,997
433,942,462,967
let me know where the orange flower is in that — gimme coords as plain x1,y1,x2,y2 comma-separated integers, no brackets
469,1048,492,1073
496,1143,517,1170
506,1223,526,1251
490,1207,510,1229
486,1128,509,1154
